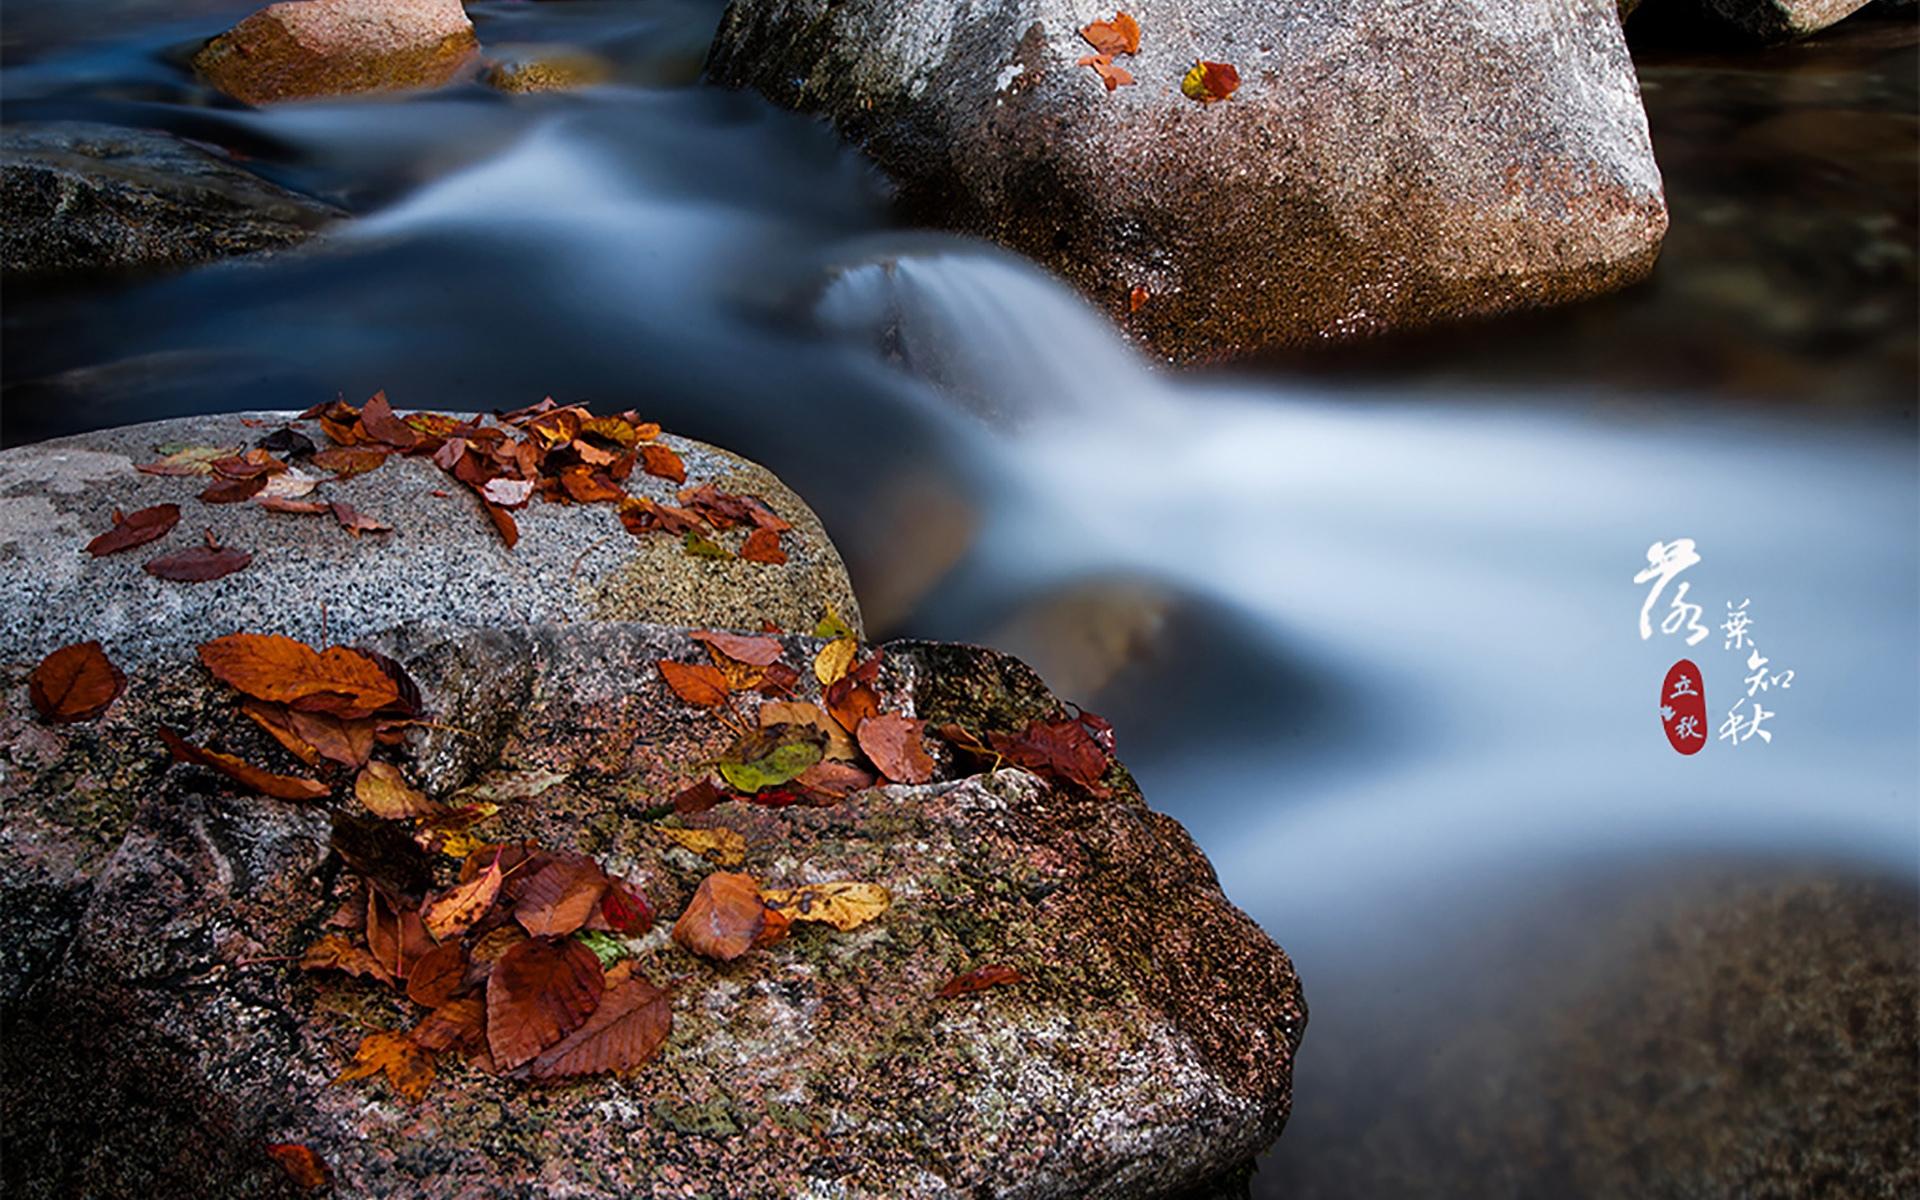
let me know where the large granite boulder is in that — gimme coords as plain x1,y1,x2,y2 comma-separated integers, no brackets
0,123,341,279
0,621,1304,1197
707,0,1669,360
0,411,864,671
194,0,480,106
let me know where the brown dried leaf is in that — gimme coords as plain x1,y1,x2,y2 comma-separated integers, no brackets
937,963,1024,998
286,709,377,769
857,713,935,784
640,443,686,483
331,501,392,537
310,446,389,478
265,1143,332,1191
336,1030,435,1102
28,641,125,723
156,727,330,801
514,853,609,937
530,972,672,1080
1080,11,1140,55
671,872,766,961
356,761,438,820
197,633,400,717
299,932,393,985
144,538,252,582
86,504,180,556
739,527,787,564
657,660,732,708
759,700,857,761
406,940,470,1008
411,995,486,1053
358,391,420,449
421,851,505,940
486,936,605,1070
690,630,785,667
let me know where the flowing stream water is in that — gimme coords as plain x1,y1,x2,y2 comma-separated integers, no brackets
3,2,1916,1194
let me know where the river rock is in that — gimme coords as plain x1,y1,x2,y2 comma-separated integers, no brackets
0,123,341,278
0,411,864,671
1700,0,1876,38
1,621,1304,1197
194,0,480,106
707,0,1669,360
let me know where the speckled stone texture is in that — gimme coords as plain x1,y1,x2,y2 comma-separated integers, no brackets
0,411,864,671
1,123,342,278
707,0,1669,360
194,0,480,106
2,623,1303,1198
1703,0,1875,39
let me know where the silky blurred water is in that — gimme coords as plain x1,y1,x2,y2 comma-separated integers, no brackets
2,2,1915,1194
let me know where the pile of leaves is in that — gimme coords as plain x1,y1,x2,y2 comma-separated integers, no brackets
94,394,796,583
1071,13,1240,105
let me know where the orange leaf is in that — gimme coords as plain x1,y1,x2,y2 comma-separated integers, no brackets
657,660,732,708
514,853,609,937
485,936,605,1070
299,932,393,985
937,963,1024,998
640,443,686,484
421,851,504,940
671,872,767,962
1076,54,1135,91
1079,11,1140,55
739,527,788,564
356,762,439,820
86,504,180,556
265,1144,332,1191
857,714,935,784
286,709,377,769
28,641,125,724
197,633,400,717
1181,59,1240,103
156,727,331,802
529,972,672,1079
336,1029,435,1102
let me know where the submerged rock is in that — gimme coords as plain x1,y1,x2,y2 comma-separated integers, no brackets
0,123,341,279
484,48,614,94
1,622,1304,1197
194,0,479,106
0,411,864,671
707,0,1669,360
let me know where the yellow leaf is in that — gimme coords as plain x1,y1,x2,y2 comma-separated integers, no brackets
658,826,747,868
759,699,858,761
355,761,438,820
335,1030,435,1102
814,637,858,687
759,881,890,931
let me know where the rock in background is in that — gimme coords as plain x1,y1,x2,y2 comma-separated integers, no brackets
707,0,1669,360
194,0,479,105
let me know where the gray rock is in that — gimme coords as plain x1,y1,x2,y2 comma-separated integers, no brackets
707,0,1668,361
0,411,864,672
0,122,341,279
1,622,1303,1198
1702,0,1875,39
194,0,480,106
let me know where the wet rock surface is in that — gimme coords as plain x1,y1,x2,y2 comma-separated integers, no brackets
1701,0,1876,39
194,0,480,106
2,622,1303,1198
708,0,1668,360
0,123,341,279
0,411,864,672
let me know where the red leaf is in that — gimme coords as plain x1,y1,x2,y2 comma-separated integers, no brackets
689,630,784,667
199,474,267,504
990,715,1114,797
144,538,252,582
530,972,672,1079
265,1144,332,1191
86,504,180,556
598,879,654,935
856,713,935,785
739,527,788,564
671,778,725,815
28,641,125,723
658,660,732,708
485,937,605,1070
938,963,1024,998
514,853,609,937
156,727,331,801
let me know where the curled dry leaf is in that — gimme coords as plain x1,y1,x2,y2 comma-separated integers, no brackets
485,936,605,1070
1077,54,1135,91
358,391,419,449
657,659,731,708
310,446,388,478
857,713,935,785
690,630,784,667
257,496,330,515
814,636,858,686
367,885,437,979
286,708,376,769
356,762,438,820
135,444,236,476
258,468,324,500
671,777,725,815
1182,59,1240,103
530,971,672,1080
299,932,393,985
200,474,266,504
639,442,686,483
990,714,1114,797
759,881,890,932
937,963,1024,998
157,727,331,802
336,1030,435,1102
331,501,392,536
86,504,180,556
1079,11,1140,55
421,851,504,940
671,872,767,961
657,825,747,868
28,640,125,724
413,802,500,858
1130,285,1150,312
265,1144,332,1191
514,854,609,937
198,633,400,717
598,879,654,935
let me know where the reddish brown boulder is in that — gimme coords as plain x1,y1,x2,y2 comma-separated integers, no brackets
194,0,479,106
